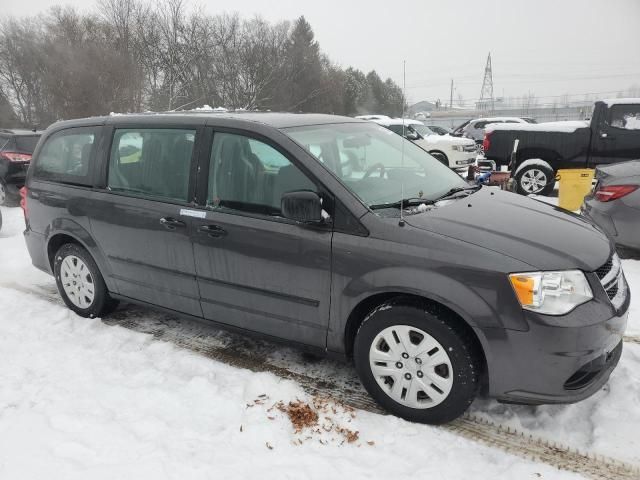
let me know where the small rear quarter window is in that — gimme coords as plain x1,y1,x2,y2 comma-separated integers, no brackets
33,127,99,185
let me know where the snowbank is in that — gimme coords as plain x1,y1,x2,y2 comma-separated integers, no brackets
1,205,639,475
487,121,589,133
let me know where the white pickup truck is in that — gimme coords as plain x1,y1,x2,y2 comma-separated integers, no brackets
369,118,477,171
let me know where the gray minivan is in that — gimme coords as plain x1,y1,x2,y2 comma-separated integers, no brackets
22,113,629,424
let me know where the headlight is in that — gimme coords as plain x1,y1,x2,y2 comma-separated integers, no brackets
451,145,464,152
508,270,593,315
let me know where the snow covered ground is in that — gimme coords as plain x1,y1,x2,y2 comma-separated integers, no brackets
1,203,639,479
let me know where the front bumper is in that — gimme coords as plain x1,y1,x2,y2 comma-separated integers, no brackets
479,291,628,405
449,151,476,170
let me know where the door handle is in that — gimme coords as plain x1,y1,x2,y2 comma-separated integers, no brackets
159,217,186,230
198,224,227,238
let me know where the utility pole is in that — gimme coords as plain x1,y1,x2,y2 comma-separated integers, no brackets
479,52,494,113
450,79,454,110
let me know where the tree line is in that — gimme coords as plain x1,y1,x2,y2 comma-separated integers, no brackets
0,0,407,128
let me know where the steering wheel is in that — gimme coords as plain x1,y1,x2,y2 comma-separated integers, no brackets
362,162,386,180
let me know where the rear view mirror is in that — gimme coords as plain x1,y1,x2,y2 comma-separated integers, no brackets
281,191,323,223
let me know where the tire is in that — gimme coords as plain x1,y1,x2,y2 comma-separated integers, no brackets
353,298,481,424
0,180,18,207
53,243,118,318
429,151,449,168
515,162,555,196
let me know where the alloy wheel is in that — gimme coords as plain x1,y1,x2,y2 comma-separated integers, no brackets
520,168,548,194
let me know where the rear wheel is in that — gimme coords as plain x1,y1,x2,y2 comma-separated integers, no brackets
353,299,481,424
515,162,555,195
53,243,118,318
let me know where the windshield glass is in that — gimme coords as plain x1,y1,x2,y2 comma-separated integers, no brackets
284,122,467,207
410,124,435,137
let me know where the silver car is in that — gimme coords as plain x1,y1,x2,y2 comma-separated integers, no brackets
582,160,640,252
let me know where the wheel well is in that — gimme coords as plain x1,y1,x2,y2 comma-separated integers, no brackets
344,293,487,376
428,149,448,160
47,234,82,270
517,148,559,167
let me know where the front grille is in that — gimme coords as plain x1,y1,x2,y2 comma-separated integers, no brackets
463,145,477,152
594,253,627,311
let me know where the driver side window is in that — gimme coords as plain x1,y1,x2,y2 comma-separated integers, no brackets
609,105,640,130
208,132,316,216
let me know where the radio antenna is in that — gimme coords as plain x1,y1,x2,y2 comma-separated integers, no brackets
399,60,406,227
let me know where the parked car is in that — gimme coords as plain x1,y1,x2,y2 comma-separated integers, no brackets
582,160,640,253
452,117,536,142
483,99,640,195
0,128,42,206
370,118,477,170
23,113,628,424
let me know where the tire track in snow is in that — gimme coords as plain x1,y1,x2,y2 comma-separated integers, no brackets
3,282,640,480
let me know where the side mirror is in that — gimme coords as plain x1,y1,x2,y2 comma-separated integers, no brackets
405,131,420,141
281,191,323,223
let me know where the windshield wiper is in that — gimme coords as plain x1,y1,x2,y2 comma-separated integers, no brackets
433,185,481,202
369,197,433,210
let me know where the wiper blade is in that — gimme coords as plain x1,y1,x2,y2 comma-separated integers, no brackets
433,185,481,202
369,197,433,210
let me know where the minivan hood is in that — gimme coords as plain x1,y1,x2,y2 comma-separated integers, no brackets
405,188,611,271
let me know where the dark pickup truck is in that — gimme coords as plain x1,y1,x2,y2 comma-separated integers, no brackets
483,99,640,195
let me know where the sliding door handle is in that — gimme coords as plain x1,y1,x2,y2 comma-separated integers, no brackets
198,224,227,238
159,217,186,230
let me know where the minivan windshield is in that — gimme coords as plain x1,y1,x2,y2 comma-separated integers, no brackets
284,122,468,208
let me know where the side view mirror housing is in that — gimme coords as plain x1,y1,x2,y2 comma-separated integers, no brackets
405,131,420,141
281,191,323,223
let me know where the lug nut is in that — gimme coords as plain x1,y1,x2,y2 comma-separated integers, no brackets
417,371,424,378
404,373,412,380
396,362,403,369
415,358,422,365
402,352,409,359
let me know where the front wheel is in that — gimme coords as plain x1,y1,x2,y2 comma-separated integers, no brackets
354,299,481,424
54,243,118,318
515,163,555,195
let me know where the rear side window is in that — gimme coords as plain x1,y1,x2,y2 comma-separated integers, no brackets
15,136,40,153
108,128,195,203
34,128,97,185
609,104,640,130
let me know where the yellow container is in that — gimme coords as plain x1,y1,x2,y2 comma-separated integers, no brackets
557,169,595,211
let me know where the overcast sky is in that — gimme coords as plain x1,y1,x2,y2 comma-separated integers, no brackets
3,0,640,105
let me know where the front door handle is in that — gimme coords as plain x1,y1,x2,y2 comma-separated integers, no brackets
198,224,227,238
159,217,186,230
